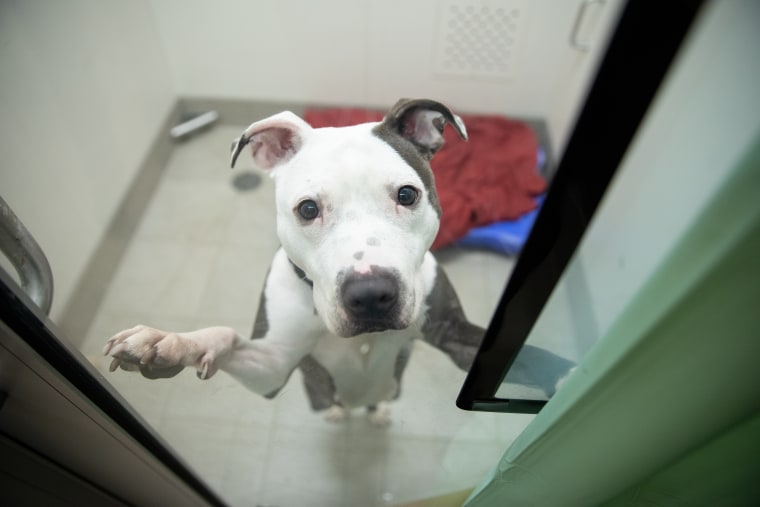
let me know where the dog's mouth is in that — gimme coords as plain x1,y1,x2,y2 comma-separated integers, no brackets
337,319,407,338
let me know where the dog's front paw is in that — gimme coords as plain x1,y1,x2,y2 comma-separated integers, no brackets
103,325,191,379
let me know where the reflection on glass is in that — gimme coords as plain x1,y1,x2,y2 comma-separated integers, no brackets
0,1,623,504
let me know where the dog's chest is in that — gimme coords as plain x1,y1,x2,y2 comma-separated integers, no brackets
310,332,412,408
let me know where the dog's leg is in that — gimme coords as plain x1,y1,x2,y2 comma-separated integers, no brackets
421,262,486,371
104,249,321,397
422,261,578,394
103,324,318,397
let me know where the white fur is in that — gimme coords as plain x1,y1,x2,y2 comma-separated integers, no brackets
273,123,439,337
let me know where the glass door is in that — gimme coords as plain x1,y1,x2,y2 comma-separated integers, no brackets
6,1,752,506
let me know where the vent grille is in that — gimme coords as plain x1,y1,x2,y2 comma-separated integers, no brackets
434,1,526,80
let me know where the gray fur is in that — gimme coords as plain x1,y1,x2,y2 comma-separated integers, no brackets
420,264,485,370
371,98,468,218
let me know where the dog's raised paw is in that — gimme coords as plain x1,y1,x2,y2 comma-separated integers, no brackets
104,325,188,375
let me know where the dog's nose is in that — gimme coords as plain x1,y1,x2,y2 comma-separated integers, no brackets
341,272,400,322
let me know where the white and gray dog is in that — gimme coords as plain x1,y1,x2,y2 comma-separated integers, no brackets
104,99,486,425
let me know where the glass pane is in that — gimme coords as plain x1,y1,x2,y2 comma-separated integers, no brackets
495,0,759,404
0,1,623,504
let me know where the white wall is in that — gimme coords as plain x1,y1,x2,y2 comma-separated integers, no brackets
0,1,175,320
148,0,619,144
0,0,620,322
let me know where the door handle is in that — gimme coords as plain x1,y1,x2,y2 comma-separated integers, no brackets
570,0,606,51
0,195,54,315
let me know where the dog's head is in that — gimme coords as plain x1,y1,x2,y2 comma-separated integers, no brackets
231,99,467,337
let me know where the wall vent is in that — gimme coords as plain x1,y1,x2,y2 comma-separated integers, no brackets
434,0,527,81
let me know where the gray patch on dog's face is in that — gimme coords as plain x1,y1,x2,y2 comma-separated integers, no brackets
366,237,380,246
371,123,441,217
353,251,364,260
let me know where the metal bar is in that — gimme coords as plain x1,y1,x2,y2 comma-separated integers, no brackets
0,195,54,315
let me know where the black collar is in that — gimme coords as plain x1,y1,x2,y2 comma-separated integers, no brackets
289,259,313,288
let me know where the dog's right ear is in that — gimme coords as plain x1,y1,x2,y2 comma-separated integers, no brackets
377,99,468,161
230,111,313,169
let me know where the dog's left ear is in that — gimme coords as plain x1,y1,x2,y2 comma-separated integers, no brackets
230,111,313,169
379,98,468,160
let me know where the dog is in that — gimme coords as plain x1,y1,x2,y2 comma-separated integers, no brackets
103,98,486,425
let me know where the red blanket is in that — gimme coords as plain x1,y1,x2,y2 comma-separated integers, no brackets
304,108,546,249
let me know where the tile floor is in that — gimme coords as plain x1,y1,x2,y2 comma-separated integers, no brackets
80,123,536,507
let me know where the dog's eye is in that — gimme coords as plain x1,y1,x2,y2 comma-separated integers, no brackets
297,199,320,220
397,186,419,206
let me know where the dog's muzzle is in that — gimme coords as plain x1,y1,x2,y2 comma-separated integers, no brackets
339,268,404,335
